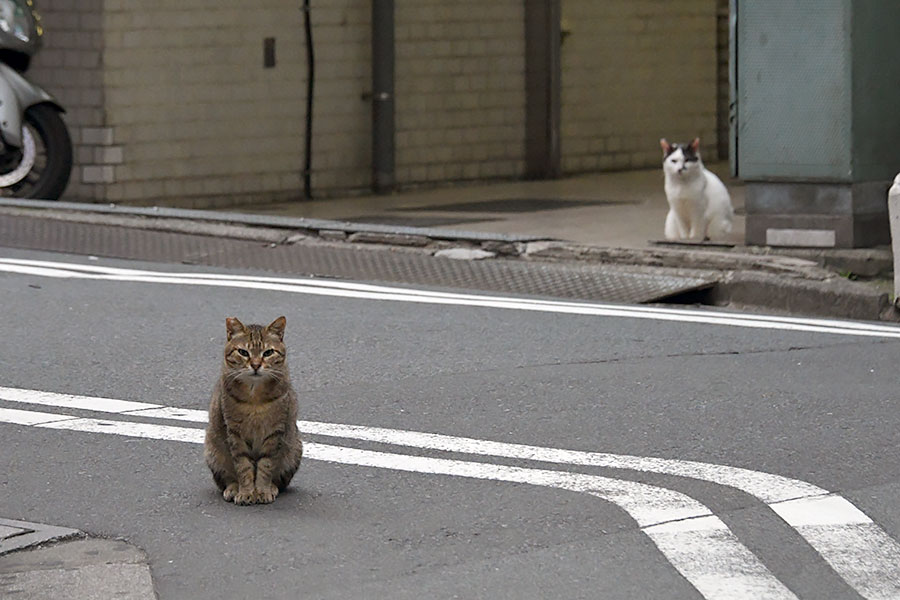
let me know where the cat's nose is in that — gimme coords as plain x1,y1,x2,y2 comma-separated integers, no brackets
250,360,262,370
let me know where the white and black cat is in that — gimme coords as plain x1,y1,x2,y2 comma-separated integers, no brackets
660,138,734,241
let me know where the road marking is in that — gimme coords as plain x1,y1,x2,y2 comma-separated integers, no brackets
1,404,795,600
3,386,900,598
768,495,900,600
3,257,900,338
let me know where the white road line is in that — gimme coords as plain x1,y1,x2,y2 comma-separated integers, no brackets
3,257,900,338
0,387,157,414
11,256,898,334
2,387,900,598
1,406,796,600
769,496,900,600
0,406,77,426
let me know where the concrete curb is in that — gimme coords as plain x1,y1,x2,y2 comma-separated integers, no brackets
0,199,894,322
1,518,156,600
712,270,897,322
0,198,547,244
518,241,836,279
0,537,157,600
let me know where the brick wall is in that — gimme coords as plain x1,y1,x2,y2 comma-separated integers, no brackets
394,0,526,184
306,2,371,192
559,0,719,174
29,0,105,201
100,0,309,205
27,1,721,205
31,0,373,205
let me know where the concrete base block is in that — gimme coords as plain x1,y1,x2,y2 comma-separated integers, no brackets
745,181,892,248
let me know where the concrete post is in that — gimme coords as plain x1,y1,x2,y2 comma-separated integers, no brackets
889,173,900,301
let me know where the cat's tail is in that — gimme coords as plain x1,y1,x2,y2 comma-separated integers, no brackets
705,178,734,240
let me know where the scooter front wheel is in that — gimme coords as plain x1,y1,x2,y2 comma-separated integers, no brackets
0,104,73,200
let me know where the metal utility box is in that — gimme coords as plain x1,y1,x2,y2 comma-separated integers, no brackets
733,0,900,247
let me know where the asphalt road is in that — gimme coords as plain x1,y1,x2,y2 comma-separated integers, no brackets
2,247,900,600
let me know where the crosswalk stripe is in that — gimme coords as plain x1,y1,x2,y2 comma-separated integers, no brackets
3,385,899,598
2,403,797,600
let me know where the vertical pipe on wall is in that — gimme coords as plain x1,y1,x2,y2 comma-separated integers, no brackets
302,0,315,199
524,0,561,179
372,0,395,194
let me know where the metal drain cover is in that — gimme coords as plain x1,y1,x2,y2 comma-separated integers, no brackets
0,216,715,304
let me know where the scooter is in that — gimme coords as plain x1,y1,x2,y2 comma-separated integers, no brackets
0,0,71,199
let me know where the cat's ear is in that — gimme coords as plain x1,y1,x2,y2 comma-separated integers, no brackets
660,138,671,155
266,316,286,341
689,138,700,152
225,317,246,341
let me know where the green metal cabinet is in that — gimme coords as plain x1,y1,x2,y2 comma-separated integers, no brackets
733,0,900,247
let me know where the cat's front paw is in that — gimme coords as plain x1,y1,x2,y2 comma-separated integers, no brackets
233,488,256,505
253,483,279,504
222,483,238,502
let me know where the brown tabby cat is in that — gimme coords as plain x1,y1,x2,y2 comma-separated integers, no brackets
204,316,303,505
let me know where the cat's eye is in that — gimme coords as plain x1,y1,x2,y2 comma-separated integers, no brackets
236,349,250,357
262,349,274,357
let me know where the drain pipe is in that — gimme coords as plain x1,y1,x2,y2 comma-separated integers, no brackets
371,0,395,194
524,0,561,179
302,0,314,199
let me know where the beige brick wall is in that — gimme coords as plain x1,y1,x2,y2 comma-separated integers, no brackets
101,0,306,204
560,0,719,174
302,1,371,192
27,1,722,205
31,0,372,205
29,0,106,201
394,0,526,184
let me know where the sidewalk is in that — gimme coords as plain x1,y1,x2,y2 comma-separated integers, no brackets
216,163,892,317
224,164,745,249
220,163,893,279
0,518,155,600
